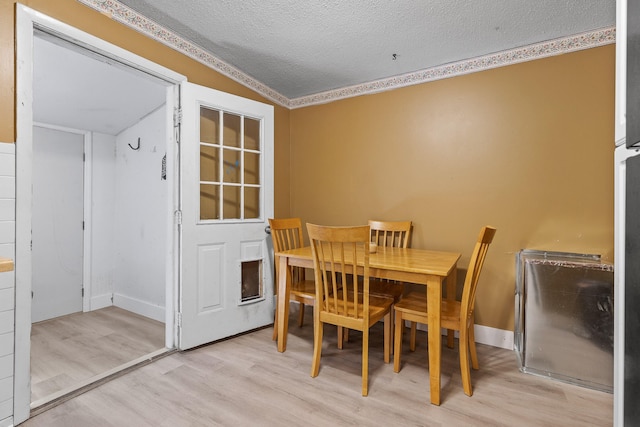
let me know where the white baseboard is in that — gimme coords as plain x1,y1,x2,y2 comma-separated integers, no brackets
113,293,165,323
411,321,514,350
89,293,113,311
0,414,13,427
473,324,514,350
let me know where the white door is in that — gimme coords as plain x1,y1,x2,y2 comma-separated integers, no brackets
179,82,275,350
31,126,84,322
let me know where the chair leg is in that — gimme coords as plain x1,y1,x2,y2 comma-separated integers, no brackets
362,327,369,397
337,326,344,349
298,302,305,327
388,309,394,355
311,316,323,378
272,311,278,341
410,321,417,351
383,312,391,364
459,327,473,396
393,310,403,373
469,322,479,370
344,328,350,343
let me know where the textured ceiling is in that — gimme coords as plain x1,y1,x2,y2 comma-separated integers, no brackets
116,0,615,99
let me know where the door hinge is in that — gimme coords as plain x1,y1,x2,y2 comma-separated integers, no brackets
176,312,183,327
173,108,182,127
81,288,84,297
82,221,85,230
174,210,183,225
83,153,86,162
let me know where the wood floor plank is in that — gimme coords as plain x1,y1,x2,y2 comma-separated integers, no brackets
24,305,612,426
30,306,165,402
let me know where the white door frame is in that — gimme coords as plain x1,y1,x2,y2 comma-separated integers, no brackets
16,5,186,424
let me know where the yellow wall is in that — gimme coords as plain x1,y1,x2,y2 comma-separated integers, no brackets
0,0,291,216
290,46,615,331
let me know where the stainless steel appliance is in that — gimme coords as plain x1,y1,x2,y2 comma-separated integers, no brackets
515,250,614,392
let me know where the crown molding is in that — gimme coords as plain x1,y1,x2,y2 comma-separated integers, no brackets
76,1,614,110
76,0,290,107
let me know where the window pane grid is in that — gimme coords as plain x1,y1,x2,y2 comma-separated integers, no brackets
199,107,262,222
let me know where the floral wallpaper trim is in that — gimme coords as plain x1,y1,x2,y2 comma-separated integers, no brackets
76,0,614,110
290,27,616,109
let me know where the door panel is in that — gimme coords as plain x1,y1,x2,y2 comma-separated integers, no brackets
31,126,84,322
179,82,274,350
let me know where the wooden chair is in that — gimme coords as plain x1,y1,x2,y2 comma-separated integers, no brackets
269,218,316,340
369,220,412,249
368,220,412,304
307,223,393,396
393,225,496,397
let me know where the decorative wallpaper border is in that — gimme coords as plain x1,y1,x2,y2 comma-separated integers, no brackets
291,26,616,109
77,0,615,110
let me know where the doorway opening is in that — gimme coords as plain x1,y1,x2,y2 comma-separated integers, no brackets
29,33,174,409
16,6,185,421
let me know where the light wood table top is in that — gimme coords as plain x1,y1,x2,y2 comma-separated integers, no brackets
0,257,14,272
275,245,461,405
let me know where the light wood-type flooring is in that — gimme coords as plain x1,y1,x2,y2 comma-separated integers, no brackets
30,306,165,403
24,305,612,426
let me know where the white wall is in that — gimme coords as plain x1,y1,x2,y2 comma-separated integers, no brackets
89,132,117,309
87,106,168,322
113,107,167,321
0,143,15,426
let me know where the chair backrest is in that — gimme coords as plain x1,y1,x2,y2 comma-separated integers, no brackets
269,217,305,252
460,226,497,324
269,218,306,282
307,224,371,322
368,220,412,248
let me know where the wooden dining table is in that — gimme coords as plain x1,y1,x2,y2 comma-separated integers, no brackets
275,245,461,405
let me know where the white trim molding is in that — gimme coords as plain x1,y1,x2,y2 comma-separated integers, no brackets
411,322,514,351
78,0,615,109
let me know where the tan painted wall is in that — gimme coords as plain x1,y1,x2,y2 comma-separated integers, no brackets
290,46,615,331
0,0,291,216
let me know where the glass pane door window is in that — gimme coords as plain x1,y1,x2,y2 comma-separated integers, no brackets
199,107,262,221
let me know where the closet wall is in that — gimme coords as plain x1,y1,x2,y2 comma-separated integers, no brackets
113,106,168,320
89,106,168,322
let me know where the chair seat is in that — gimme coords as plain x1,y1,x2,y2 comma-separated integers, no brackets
394,291,462,329
290,280,316,303
368,279,405,304
322,290,393,324
393,291,427,313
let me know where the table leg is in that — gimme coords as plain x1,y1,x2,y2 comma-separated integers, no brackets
446,267,457,349
276,256,291,352
427,276,442,405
